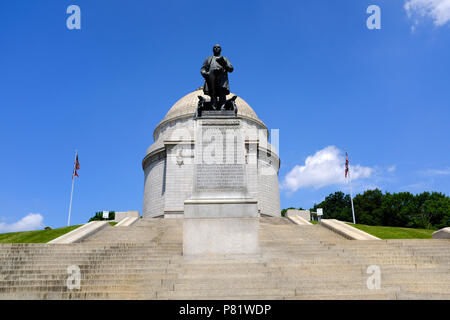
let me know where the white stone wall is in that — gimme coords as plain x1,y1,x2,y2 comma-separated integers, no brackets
163,144,194,213
143,155,166,218
154,118,195,147
246,142,259,202
257,155,281,217
143,115,281,218
286,209,311,221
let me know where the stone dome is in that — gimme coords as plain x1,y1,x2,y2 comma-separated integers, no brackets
154,89,265,133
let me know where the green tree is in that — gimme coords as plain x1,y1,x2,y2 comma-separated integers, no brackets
312,191,352,222
379,192,416,227
414,192,450,229
88,211,115,222
353,189,383,225
298,189,449,229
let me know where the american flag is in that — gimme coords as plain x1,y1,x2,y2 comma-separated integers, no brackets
73,155,80,178
345,152,349,178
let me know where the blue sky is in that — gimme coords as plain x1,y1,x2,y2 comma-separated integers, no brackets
0,0,449,230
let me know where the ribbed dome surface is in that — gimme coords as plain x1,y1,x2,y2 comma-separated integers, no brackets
161,89,260,124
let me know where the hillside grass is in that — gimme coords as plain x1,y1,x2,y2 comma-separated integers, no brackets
346,223,435,239
0,225,82,243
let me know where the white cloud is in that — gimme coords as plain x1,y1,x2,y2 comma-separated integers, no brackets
405,0,450,26
400,182,428,191
388,165,397,172
281,146,373,192
421,167,450,175
0,213,44,233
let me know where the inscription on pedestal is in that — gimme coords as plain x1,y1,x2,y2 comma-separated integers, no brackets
201,110,236,118
197,164,245,191
193,119,248,196
185,118,258,219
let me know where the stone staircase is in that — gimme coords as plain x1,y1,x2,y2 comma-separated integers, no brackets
0,217,449,299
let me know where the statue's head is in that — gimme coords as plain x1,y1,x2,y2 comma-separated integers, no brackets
213,44,221,56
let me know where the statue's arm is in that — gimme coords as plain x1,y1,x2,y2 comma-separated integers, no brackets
224,57,233,73
201,58,209,76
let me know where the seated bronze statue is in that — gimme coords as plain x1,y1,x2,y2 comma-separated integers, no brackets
200,44,235,110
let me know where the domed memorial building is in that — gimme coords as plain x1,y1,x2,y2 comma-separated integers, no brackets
142,45,280,219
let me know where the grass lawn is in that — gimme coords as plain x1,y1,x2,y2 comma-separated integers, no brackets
310,221,319,225
346,223,435,239
109,222,118,226
0,225,82,244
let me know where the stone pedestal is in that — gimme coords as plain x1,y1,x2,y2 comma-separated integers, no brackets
184,117,258,219
183,116,259,255
183,218,260,255
184,198,257,218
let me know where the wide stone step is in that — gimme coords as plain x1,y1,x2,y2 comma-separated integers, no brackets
1,273,178,281
286,293,394,300
0,258,177,265
0,249,182,254
2,264,447,276
1,281,448,297
3,272,447,284
156,287,297,299
0,279,166,287
0,285,151,293
0,292,154,300
4,270,446,283
0,252,182,258
0,252,182,257
395,292,450,300
8,253,448,262
169,279,388,291
0,267,170,274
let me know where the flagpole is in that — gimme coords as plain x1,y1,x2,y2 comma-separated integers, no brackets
349,170,356,224
68,150,77,226
345,150,356,224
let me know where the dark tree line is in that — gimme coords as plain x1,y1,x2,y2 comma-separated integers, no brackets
310,189,450,229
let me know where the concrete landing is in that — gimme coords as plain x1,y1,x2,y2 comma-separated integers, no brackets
116,217,139,227
433,227,450,239
320,219,380,240
286,212,313,225
48,221,109,244
183,218,260,255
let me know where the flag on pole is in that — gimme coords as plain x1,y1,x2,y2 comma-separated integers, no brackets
345,151,356,224
345,152,349,178
73,155,80,178
68,151,79,226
